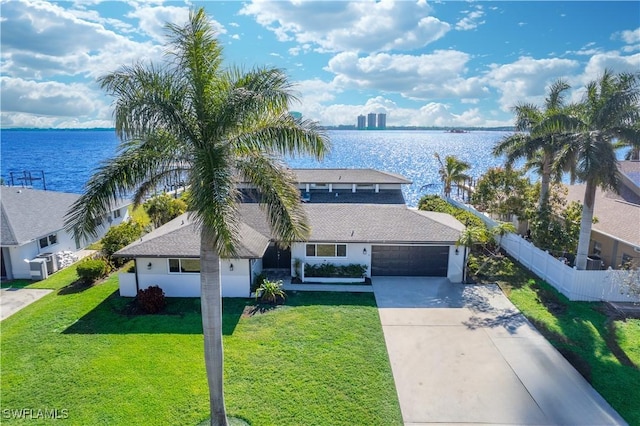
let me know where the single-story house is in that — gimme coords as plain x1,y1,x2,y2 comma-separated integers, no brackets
116,170,465,298
565,160,640,269
0,187,130,280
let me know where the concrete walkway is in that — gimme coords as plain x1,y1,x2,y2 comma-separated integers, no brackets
0,288,52,321
372,277,627,426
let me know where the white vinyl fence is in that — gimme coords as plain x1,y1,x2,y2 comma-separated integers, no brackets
446,197,640,303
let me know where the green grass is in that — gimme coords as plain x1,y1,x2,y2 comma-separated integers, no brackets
470,253,640,425
1,273,401,425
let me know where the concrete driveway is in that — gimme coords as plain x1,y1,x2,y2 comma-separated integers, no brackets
0,288,52,321
372,277,627,426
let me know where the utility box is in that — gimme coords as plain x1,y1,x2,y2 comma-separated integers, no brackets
37,252,57,275
29,258,48,280
586,256,604,270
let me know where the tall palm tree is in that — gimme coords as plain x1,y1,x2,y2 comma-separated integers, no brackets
493,79,574,209
433,152,471,199
64,9,328,425
556,70,639,270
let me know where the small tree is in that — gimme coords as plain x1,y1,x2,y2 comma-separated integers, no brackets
457,225,491,283
143,193,187,228
101,221,144,265
470,167,534,220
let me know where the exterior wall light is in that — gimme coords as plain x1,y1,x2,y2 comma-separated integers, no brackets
455,247,459,255
363,248,367,255
229,263,234,271
147,262,152,270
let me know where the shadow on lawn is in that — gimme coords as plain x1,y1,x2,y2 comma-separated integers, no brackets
63,292,248,335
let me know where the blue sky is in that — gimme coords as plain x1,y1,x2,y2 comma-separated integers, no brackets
1,0,639,128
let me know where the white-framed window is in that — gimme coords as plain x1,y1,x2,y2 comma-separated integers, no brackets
593,241,602,256
305,243,347,258
113,209,121,219
168,258,201,274
38,234,58,249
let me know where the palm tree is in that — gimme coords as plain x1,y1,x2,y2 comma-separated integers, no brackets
64,9,328,425
493,79,574,209
556,70,639,270
433,152,471,199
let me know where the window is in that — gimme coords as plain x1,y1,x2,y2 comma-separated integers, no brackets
305,244,347,257
113,209,121,219
38,234,58,249
168,258,200,274
593,241,602,256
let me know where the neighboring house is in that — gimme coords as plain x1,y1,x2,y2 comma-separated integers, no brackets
565,161,640,269
0,187,130,280
116,169,465,298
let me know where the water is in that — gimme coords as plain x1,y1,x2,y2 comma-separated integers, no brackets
1,129,511,206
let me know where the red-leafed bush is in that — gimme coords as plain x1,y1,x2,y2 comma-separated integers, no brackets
136,285,166,314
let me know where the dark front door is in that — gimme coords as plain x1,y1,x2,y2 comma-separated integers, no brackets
371,245,449,276
262,243,292,269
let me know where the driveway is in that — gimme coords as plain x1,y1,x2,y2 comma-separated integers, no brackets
372,277,627,426
0,288,52,321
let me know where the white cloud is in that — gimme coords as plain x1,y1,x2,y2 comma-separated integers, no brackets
579,51,640,86
456,7,485,31
619,28,640,44
326,50,488,100
240,0,450,53
0,1,165,80
483,56,580,111
0,77,110,127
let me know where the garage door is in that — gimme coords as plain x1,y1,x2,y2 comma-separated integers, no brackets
371,245,449,276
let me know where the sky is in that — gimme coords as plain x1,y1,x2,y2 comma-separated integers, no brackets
1,1,639,129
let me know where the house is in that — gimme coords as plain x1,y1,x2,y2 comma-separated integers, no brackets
115,169,465,298
0,187,130,280
564,161,640,269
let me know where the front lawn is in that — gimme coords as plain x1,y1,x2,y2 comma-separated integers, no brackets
470,253,640,425
1,273,401,425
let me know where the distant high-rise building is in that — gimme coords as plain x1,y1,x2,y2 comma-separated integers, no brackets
357,115,366,129
377,113,386,130
367,113,377,129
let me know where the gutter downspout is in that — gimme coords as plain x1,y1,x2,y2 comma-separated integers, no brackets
133,258,140,294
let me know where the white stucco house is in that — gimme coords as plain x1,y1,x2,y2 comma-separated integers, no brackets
0,187,131,280
115,169,466,298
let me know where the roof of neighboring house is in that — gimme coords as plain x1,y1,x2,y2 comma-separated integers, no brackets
1,186,132,246
114,213,270,259
565,184,640,247
293,168,412,185
1,187,80,246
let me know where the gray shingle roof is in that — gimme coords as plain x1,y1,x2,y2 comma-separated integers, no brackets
299,204,464,243
115,203,464,259
114,213,270,259
565,184,640,246
1,187,80,245
293,168,412,184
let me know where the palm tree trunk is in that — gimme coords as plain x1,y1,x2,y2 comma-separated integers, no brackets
538,155,551,209
575,181,596,270
200,230,228,426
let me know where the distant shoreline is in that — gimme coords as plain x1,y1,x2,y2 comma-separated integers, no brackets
2,126,515,132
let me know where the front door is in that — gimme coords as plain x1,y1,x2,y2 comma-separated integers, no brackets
262,243,292,269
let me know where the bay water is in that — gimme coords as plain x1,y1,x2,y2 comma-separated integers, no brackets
1,129,511,206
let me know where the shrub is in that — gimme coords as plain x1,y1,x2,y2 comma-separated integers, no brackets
304,263,367,278
255,280,286,304
137,285,166,314
76,258,108,284
252,273,268,293
101,221,143,266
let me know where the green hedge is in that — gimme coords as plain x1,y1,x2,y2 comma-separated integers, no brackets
304,263,367,278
